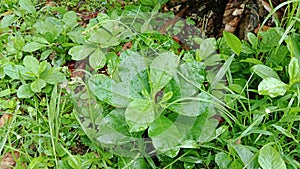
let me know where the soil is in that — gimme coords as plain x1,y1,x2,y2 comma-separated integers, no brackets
166,0,286,39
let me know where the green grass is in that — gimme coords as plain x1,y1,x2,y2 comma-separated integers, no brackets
0,0,300,168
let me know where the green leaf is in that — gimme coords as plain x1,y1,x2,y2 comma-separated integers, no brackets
88,26,120,48
150,52,179,94
232,144,258,169
88,74,131,107
43,72,66,84
0,89,11,97
125,99,155,132
19,0,36,14
4,64,33,80
258,145,286,169
196,38,217,61
247,32,258,49
240,58,263,65
23,55,39,76
38,61,47,75
252,64,280,80
17,84,35,98
62,11,78,30
168,93,211,117
223,31,242,55
23,42,46,52
89,48,106,69
1,14,15,28
260,28,282,50
215,152,231,169
148,116,182,152
30,79,46,92
97,109,135,145
287,33,300,61
118,50,147,82
272,124,298,143
288,57,300,83
258,78,288,98
68,45,95,60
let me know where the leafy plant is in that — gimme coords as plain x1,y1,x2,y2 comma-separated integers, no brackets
3,55,66,98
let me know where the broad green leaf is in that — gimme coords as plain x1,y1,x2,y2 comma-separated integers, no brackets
232,144,258,169
88,27,120,48
4,64,33,80
288,57,300,83
68,45,95,60
0,89,11,97
215,152,231,169
125,99,155,128
197,117,218,143
97,109,135,145
178,61,205,87
67,30,86,44
168,93,211,117
150,52,179,94
89,48,106,69
260,28,282,50
28,156,48,169
4,64,22,79
196,38,217,61
88,74,131,107
223,31,242,55
252,64,280,80
258,78,288,98
38,61,47,75
148,116,182,152
183,112,208,141
23,55,39,76
1,14,15,28
62,11,78,30
30,79,46,92
17,84,35,98
33,17,62,42
118,51,147,82
258,145,286,169
118,51,149,98
42,71,66,84
247,32,258,49
22,42,46,52
19,0,36,14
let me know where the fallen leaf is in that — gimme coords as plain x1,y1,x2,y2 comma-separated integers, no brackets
0,114,12,128
0,151,19,169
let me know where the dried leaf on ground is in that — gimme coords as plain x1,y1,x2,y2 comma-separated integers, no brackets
0,151,20,169
0,114,12,128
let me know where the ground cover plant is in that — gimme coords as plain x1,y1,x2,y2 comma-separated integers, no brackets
0,0,299,168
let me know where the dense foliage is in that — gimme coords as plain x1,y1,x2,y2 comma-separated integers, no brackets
0,0,299,168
